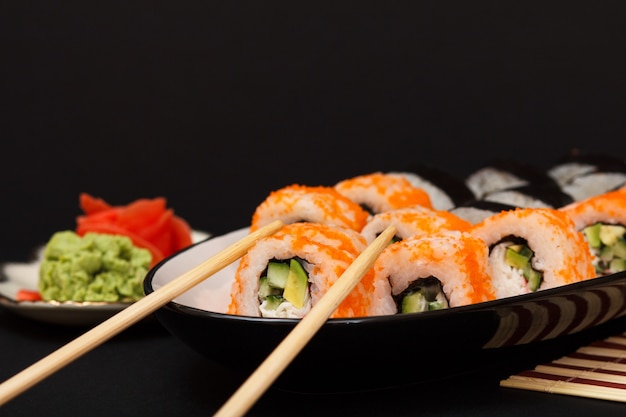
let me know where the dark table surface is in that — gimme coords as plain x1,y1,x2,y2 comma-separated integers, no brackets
2,0,626,415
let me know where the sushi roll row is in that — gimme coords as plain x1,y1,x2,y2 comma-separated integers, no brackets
457,151,626,220
227,167,626,319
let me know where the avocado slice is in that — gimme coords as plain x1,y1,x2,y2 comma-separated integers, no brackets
599,224,626,246
282,259,309,309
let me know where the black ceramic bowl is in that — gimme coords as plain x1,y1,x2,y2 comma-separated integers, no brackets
144,228,626,392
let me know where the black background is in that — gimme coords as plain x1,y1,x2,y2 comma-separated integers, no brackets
1,2,626,416
2,1,625,262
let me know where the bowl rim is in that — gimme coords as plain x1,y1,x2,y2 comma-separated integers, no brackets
143,234,626,326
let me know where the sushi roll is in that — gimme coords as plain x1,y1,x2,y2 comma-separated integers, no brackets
560,189,626,275
481,183,574,209
449,200,518,225
389,164,474,210
227,223,395,318
334,172,433,215
249,184,369,233
470,207,596,299
371,230,496,314
547,150,626,201
360,205,471,244
465,159,559,200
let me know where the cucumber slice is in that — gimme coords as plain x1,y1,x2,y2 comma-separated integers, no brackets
504,243,542,291
264,295,284,310
506,247,530,270
428,300,446,311
517,245,534,259
600,245,614,262
524,266,542,292
258,276,272,299
612,239,626,259
401,291,428,313
583,223,602,248
610,258,626,272
266,261,290,289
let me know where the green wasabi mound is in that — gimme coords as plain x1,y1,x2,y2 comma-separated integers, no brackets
38,230,152,302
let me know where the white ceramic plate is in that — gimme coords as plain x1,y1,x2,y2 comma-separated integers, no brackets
0,230,211,326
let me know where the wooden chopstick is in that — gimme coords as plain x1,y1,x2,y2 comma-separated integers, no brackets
0,219,285,407
213,224,396,417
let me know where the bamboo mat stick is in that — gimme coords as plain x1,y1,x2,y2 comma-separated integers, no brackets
500,375,626,403
553,357,626,372
606,335,626,346
0,219,284,407
213,225,396,417
534,364,626,384
577,346,626,358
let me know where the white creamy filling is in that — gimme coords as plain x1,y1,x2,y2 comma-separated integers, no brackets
259,297,312,318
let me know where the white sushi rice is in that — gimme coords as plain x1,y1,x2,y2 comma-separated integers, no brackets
483,190,552,208
561,172,626,201
259,297,312,318
488,242,536,298
548,162,596,187
465,167,528,199
449,206,498,225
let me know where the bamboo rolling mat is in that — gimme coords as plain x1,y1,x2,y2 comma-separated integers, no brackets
500,333,626,402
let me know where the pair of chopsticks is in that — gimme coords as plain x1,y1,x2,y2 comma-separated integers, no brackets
0,219,395,417
500,334,626,403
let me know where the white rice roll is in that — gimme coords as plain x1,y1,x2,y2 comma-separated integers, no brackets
470,207,596,299
372,230,496,311
228,228,394,318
